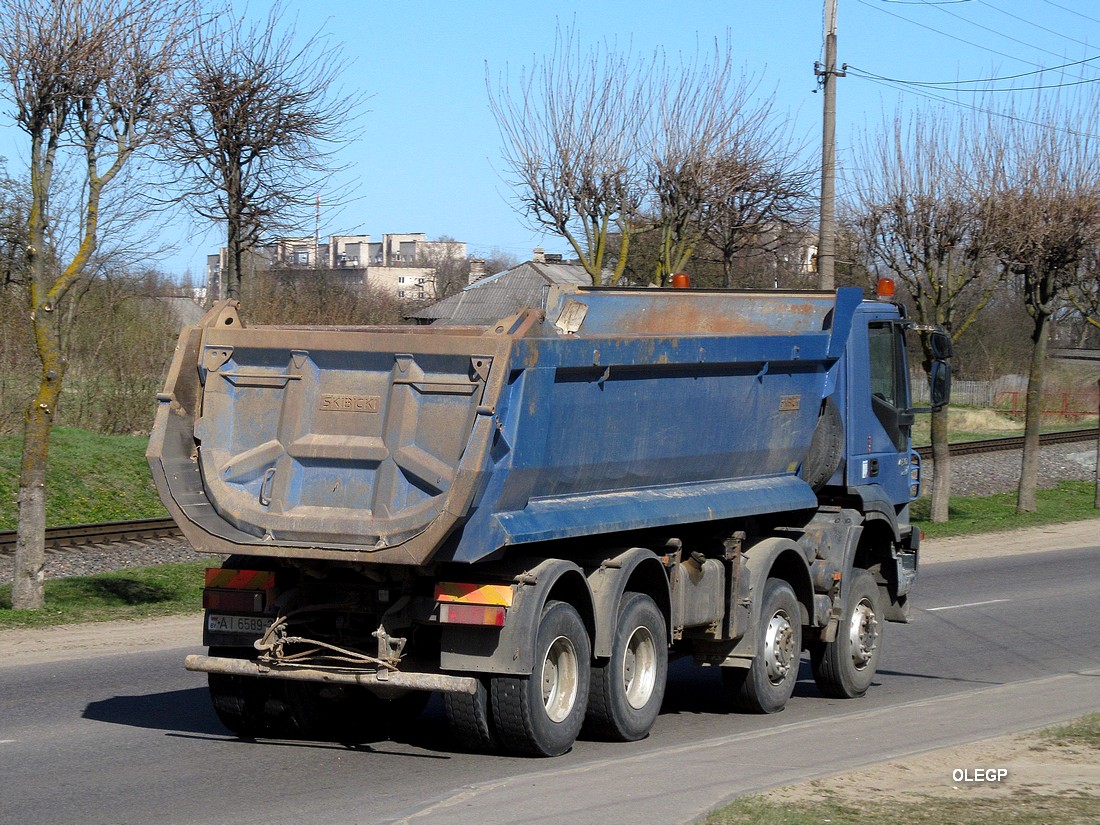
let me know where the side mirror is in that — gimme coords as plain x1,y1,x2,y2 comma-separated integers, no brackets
929,331,953,360
930,359,951,412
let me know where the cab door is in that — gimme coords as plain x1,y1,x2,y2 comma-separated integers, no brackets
845,316,913,506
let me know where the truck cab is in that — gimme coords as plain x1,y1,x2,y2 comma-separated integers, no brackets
848,311,917,501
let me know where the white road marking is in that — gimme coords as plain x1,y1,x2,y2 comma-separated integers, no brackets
926,598,1009,612
0,740,16,745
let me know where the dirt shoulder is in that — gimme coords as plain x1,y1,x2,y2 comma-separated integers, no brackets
0,613,203,668
918,518,1099,565
1,519,1096,670
742,725,1100,822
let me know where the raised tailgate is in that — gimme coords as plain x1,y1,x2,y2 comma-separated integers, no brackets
193,325,493,548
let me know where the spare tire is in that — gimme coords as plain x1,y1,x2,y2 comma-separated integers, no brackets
801,397,844,491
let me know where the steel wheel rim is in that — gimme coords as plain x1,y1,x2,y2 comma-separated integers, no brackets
622,624,658,710
542,634,579,722
848,598,879,671
764,609,796,685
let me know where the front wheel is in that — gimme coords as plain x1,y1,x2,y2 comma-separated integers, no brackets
723,578,802,714
811,569,883,698
491,600,591,757
584,592,668,741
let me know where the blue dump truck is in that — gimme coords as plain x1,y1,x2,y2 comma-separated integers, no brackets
148,283,950,756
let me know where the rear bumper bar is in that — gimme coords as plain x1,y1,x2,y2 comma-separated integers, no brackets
184,654,478,695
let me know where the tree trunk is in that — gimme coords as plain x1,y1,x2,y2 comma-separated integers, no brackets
226,211,241,300
1094,378,1099,509
226,163,242,299
929,403,951,522
12,309,64,609
1016,311,1050,514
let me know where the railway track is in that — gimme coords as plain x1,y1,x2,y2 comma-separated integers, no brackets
1,428,1096,553
0,517,180,553
913,427,1098,459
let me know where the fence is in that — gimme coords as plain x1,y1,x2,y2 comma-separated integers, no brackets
910,372,1100,419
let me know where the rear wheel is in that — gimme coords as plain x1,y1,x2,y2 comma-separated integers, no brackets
207,648,298,738
811,569,883,698
723,578,802,714
584,592,667,741
444,677,497,752
491,600,591,757
207,648,428,742
206,559,294,737
286,684,430,742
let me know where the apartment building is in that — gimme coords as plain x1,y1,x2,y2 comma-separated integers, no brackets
206,233,467,301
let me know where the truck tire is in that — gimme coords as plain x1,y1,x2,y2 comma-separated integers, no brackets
722,578,802,714
801,398,844,491
584,592,667,741
444,677,497,752
490,600,591,757
286,684,429,743
810,569,883,699
207,647,298,738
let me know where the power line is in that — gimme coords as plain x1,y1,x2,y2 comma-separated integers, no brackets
975,0,1098,52
857,0,1098,82
847,54,1100,88
1041,0,1100,28
847,65,1100,93
850,72,1100,140
916,0,1100,70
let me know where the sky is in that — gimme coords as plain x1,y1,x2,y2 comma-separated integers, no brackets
2,0,1099,280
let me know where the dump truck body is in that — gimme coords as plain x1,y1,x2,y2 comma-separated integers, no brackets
151,287,857,563
150,284,949,756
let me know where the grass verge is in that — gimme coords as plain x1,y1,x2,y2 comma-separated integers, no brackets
912,480,1099,540
909,406,1097,447
1037,712,1100,750
0,427,168,529
707,794,1099,825
0,561,207,629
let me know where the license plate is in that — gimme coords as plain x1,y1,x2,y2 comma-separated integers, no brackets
207,614,269,635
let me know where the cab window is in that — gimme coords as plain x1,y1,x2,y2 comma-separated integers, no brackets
868,323,910,449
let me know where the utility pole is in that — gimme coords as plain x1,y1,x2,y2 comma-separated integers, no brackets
816,0,844,290
315,193,321,269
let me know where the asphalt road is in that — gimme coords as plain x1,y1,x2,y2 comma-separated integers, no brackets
1,542,1098,825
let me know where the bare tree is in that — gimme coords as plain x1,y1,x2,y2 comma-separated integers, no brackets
643,48,750,284
0,0,192,608
700,147,815,289
1065,249,1100,334
490,28,810,288
644,45,812,287
0,167,27,286
242,268,407,326
168,2,352,300
488,27,648,285
479,249,521,278
415,236,470,301
976,96,1100,513
850,107,997,522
